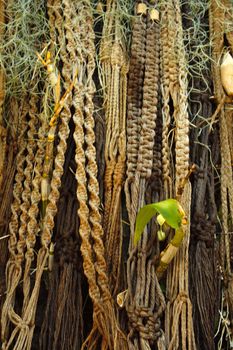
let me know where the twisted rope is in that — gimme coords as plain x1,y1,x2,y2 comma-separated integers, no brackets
99,0,128,297
1,99,28,346
164,1,195,349
2,0,75,347
125,5,166,349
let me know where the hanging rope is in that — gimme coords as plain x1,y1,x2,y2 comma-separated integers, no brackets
125,1,166,349
99,0,128,296
160,1,196,349
209,2,233,347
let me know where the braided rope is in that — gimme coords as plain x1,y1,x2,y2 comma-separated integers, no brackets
22,109,48,314
125,1,147,243
160,1,173,197
81,2,111,301
136,14,159,179
1,99,28,345
0,0,5,183
209,0,233,280
126,3,146,182
126,8,166,348
98,0,129,300
3,1,75,347
2,94,39,348
174,0,189,193
164,1,195,349
41,0,72,249
209,0,224,102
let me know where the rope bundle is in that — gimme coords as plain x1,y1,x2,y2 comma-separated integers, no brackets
0,1,232,349
99,0,128,296
209,2,233,347
158,1,196,349
125,1,166,348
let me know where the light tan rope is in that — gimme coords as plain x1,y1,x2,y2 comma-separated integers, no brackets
99,0,128,296
1,99,29,346
0,0,6,188
209,0,233,281
160,0,177,198
22,105,48,315
1,0,76,347
164,1,195,349
126,4,166,348
72,2,127,347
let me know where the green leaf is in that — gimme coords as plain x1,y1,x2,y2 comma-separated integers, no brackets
134,199,185,246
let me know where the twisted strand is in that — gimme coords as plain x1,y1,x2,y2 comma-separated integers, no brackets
1,100,28,345
174,0,190,192
209,0,225,102
137,16,159,179
165,1,195,349
126,5,147,182
82,3,111,303
17,94,38,265
125,3,147,239
73,81,105,345
7,2,75,348
160,3,173,197
22,111,48,314
41,0,72,248
2,94,40,349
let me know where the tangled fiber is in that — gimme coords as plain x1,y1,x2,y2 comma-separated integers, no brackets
1,0,233,349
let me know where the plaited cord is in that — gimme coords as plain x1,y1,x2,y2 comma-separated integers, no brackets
209,6,233,345
0,0,6,189
160,1,196,349
99,0,128,297
125,2,166,348
1,0,75,346
1,99,29,346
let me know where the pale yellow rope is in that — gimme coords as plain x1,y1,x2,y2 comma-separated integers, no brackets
164,1,196,349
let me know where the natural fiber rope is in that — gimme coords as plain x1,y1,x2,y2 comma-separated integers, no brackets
182,3,219,347
163,1,196,349
2,93,40,349
126,1,147,183
99,0,128,297
125,0,147,243
160,0,178,198
0,0,6,189
22,103,48,315
19,94,39,314
1,99,29,345
1,0,75,347
72,2,127,348
125,5,166,349
209,0,233,283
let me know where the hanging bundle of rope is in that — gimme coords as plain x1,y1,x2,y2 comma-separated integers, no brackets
0,98,24,303
99,0,128,296
0,0,6,189
159,0,196,349
40,130,84,350
0,97,29,346
182,2,219,349
209,0,233,347
1,0,72,347
125,1,166,348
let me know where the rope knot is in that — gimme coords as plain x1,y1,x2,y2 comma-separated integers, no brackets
127,304,161,344
111,42,124,67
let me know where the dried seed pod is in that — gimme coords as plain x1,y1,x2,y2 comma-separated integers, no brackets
117,289,128,308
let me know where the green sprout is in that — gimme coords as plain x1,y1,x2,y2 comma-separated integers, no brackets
134,198,187,246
